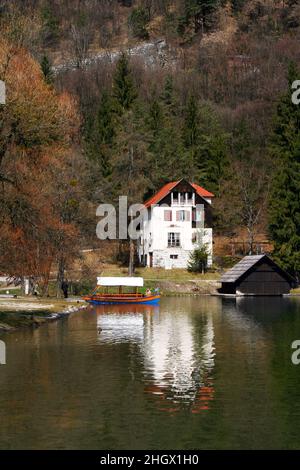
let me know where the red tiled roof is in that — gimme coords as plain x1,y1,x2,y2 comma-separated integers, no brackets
144,180,214,208
144,181,179,208
190,183,215,199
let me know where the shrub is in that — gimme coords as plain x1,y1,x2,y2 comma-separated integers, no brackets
128,7,150,39
71,279,95,296
188,245,209,273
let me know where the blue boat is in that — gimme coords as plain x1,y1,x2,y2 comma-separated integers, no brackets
83,277,160,305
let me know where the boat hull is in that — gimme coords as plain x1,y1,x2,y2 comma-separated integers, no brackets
83,295,160,305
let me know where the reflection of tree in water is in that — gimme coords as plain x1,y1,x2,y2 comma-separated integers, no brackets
221,298,265,345
220,297,293,348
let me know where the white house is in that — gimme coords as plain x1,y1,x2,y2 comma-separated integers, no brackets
138,179,214,269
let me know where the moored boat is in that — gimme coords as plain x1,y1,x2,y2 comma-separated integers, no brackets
83,277,160,305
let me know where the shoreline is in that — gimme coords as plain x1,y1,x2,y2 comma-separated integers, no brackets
0,298,87,333
2,286,300,333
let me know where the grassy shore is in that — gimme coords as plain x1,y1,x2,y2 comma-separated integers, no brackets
0,298,85,332
94,265,220,296
291,287,300,295
101,265,220,281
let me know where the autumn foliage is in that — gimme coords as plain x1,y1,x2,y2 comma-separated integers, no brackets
0,39,82,293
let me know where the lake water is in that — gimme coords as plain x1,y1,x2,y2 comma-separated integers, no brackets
1,296,300,450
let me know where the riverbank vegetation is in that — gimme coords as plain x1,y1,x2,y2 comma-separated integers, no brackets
1,1,300,291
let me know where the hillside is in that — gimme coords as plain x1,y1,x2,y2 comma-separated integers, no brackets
1,0,300,288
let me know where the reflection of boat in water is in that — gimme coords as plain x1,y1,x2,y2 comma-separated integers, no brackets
95,303,160,316
83,277,160,305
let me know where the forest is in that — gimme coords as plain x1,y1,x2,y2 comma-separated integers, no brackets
1,0,300,293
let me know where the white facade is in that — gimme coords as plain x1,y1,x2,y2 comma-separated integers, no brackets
138,187,213,269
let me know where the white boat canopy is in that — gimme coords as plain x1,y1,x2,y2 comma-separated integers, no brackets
97,277,144,287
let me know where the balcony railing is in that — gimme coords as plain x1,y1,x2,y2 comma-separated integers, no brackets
172,199,194,206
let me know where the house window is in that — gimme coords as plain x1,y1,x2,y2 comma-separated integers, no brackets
192,208,204,227
168,233,180,247
176,210,190,222
164,210,172,222
170,254,178,260
192,208,203,222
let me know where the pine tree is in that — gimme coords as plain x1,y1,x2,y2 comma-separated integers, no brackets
162,75,173,104
183,95,199,148
41,3,59,45
149,123,187,184
85,91,115,178
147,97,163,135
128,7,150,39
182,95,199,174
142,78,187,187
146,89,186,185
182,100,229,194
188,245,209,273
231,0,246,14
113,53,137,112
268,63,300,278
40,55,54,84
97,91,115,146
113,102,152,198
181,0,220,34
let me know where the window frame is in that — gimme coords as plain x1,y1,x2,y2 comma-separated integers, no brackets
164,210,172,222
176,210,190,222
168,232,181,248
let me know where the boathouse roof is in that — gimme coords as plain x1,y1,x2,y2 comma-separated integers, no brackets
220,255,295,284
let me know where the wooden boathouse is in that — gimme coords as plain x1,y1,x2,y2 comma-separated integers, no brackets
219,255,296,296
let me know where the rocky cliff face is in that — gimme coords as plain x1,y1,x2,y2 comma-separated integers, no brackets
53,39,177,74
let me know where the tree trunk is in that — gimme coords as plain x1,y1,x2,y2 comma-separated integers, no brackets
56,257,65,298
128,239,135,276
21,277,27,296
41,273,50,297
29,277,36,296
247,225,254,255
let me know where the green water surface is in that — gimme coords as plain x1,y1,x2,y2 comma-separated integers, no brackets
0,296,300,450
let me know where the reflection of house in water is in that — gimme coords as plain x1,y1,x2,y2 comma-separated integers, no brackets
97,305,215,413
97,304,159,344
143,311,215,412
98,313,144,344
